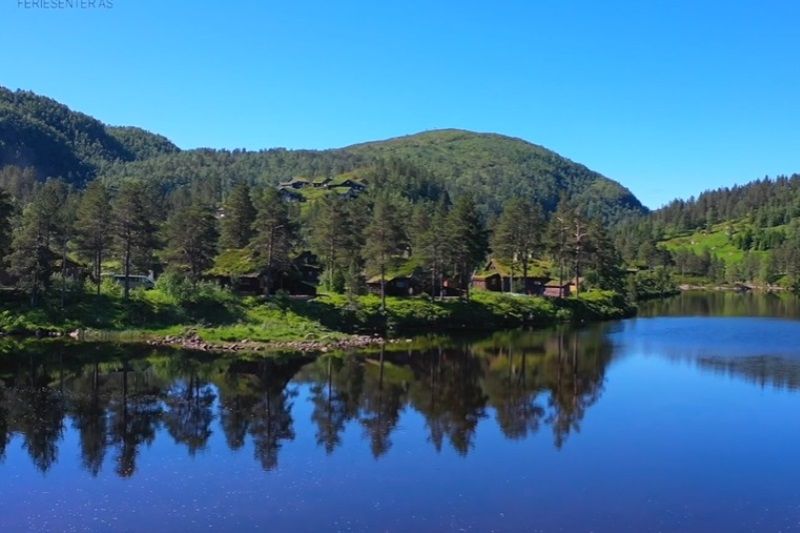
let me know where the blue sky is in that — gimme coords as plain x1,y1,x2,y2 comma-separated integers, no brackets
1,0,799,208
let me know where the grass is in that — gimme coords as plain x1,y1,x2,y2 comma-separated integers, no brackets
0,282,634,345
660,221,774,265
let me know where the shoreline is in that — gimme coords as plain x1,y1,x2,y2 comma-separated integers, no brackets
0,289,636,353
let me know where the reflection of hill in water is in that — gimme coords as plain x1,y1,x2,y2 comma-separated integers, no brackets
609,316,800,390
0,330,613,477
696,356,800,390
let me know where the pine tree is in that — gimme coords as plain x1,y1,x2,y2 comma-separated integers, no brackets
250,188,295,296
219,182,256,249
446,194,488,299
363,194,406,311
413,200,450,299
164,204,219,282
309,194,349,291
112,182,158,300
7,181,67,305
7,206,52,305
491,198,542,293
74,181,112,294
0,187,12,270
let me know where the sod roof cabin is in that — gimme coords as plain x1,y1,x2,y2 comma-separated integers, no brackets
206,248,319,296
366,258,423,297
472,258,551,294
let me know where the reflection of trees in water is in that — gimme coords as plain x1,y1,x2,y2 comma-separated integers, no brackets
308,355,363,454
106,360,163,477
477,328,611,448
4,354,66,472
640,291,800,319
0,332,613,476
70,362,109,476
162,358,216,456
697,355,800,391
359,347,408,458
215,358,306,471
406,345,488,455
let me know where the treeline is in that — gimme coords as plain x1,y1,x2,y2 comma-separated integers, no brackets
653,174,800,233
0,165,627,310
611,174,800,289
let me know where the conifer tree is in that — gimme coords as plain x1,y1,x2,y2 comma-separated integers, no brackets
74,181,112,294
491,198,542,293
0,187,12,270
446,194,488,299
164,203,219,282
363,194,406,311
219,182,256,249
112,182,158,300
251,188,295,296
309,194,349,291
7,181,68,305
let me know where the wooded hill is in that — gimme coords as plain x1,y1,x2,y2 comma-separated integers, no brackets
0,86,645,223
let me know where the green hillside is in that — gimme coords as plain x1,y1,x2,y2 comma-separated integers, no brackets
0,86,646,222
347,129,644,218
0,87,178,184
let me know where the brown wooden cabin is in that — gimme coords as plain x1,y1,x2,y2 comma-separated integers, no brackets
472,259,549,295
206,249,320,297
366,273,420,297
543,283,571,298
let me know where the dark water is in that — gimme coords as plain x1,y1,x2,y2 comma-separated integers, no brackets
2,293,800,531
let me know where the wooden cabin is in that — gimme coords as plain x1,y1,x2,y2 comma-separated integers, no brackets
471,258,549,294
366,273,419,297
543,283,571,298
205,249,319,296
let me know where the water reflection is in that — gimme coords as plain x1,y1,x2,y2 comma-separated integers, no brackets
0,329,612,477
639,290,800,318
3,307,800,480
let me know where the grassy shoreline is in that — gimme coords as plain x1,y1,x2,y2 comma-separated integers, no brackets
0,288,635,351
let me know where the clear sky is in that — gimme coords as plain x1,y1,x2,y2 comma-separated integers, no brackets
1,0,798,209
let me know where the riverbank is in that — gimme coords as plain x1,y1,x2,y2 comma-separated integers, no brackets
0,288,635,351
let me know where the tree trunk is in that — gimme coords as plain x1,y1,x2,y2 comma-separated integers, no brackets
522,255,529,295
60,238,67,310
123,236,131,301
380,263,386,313
96,249,102,295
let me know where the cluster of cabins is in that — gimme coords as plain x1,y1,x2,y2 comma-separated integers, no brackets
367,258,573,298
277,176,366,202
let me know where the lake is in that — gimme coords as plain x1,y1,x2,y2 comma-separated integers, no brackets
2,291,800,531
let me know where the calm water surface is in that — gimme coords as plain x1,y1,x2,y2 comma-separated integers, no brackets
2,292,800,532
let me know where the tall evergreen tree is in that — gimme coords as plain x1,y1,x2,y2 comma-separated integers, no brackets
164,204,219,282
74,181,112,295
219,182,256,249
363,194,406,311
0,187,12,271
491,198,542,293
7,181,68,305
251,188,295,296
446,194,488,299
308,194,349,291
112,182,158,300
412,200,450,299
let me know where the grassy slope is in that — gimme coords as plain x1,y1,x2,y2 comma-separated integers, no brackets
660,221,772,265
